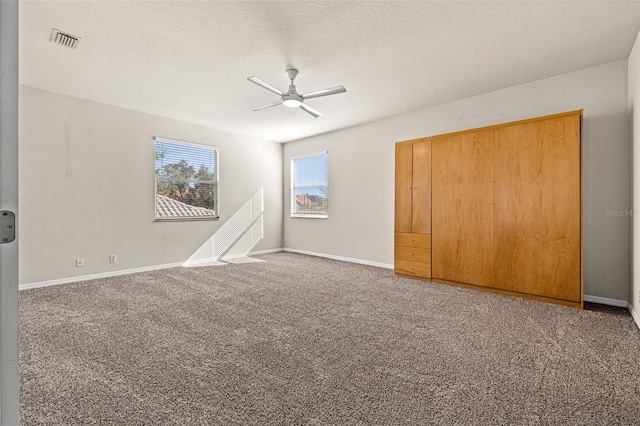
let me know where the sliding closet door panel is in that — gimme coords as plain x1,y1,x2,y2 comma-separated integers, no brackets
395,144,413,233
412,140,431,234
432,130,495,287
494,115,581,301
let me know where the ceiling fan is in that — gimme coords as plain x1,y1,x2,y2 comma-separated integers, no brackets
247,69,346,118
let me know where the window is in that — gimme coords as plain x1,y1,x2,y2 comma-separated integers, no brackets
154,137,218,220
291,152,328,218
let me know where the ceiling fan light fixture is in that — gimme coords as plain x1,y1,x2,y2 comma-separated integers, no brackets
282,99,303,108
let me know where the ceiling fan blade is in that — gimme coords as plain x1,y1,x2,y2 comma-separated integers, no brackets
299,103,322,118
251,100,282,111
247,76,284,96
302,85,346,100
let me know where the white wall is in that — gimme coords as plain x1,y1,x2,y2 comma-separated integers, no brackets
284,60,630,301
19,86,283,285
629,31,640,325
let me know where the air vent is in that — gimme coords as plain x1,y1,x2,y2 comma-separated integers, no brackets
50,28,81,49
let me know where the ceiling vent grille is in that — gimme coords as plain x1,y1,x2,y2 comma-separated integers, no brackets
50,29,81,49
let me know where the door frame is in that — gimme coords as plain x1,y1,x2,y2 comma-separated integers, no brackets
0,0,20,423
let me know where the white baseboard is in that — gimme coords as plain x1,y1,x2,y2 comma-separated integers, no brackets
583,295,639,331
583,295,629,307
220,247,284,260
283,248,394,270
628,303,640,330
20,247,286,291
246,247,284,256
19,261,184,291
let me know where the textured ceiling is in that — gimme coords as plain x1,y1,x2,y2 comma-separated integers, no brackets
19,1,640,143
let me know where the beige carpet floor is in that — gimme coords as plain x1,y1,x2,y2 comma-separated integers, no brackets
20,252,640,425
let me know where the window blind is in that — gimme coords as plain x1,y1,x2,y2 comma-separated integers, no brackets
292,152,328,217
154,138,218,220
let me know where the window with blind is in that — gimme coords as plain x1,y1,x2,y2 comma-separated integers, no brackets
291,152,328,218
154,138,218,220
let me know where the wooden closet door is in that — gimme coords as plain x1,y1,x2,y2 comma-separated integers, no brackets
494,115,581,301
412,141,431,233
395,144,413,233
432,130,495,287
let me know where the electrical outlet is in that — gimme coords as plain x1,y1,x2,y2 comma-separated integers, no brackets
109,255,117,263
76,258,84,267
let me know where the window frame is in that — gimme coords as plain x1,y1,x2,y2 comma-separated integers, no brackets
154,137,219,221
291,151,329,219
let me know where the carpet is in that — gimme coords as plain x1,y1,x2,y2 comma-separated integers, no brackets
20,252,640,425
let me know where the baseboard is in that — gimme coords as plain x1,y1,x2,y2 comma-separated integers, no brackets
19,261,185,291
20,247,286,291
221,247,284,260
248,247,285,256
583,295,639,331
583,295,629,308
628,303,640,330
283,248,394,270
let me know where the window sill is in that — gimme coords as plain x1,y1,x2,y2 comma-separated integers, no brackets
291,214,328,219
155,216,219,222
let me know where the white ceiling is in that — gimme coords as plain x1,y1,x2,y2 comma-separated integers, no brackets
19,1,640,143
